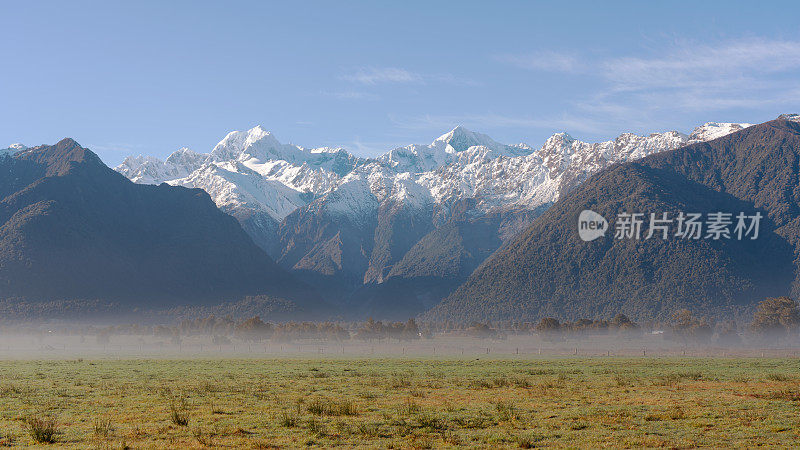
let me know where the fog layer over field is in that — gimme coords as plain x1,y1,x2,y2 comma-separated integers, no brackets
0,320,798,359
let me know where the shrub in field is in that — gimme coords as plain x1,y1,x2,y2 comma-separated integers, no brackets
390,374,411,388
332,398,358,416
25,415,58,444
305,417,326,436
333,420,352,436
654,371,702,386
93,418,113,438
516,433,544,448
495,400,517,421
357,422,382,437
307,398,328,415
492,376,510,387
511,376,532,388
416,411,448,431
471,377,495,388
307,398,358,416
570,421,589,430
192,427,215,447
766,373,793,382
210,401,225,415
670,406,686,420
754,389,800,401
613,373,635,387
398,398,420,416
526,368,556,376
452,410,497,429
169,398,189,426
279,411,299,427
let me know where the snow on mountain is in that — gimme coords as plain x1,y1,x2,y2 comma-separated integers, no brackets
165,147,207,170
320,173,380,225
116,148,205,184
1,143,27,157
687,122,753,142
115,126,368,224
377,125,533,173
115,120,752,233
169,162,307,222
415,128,719,213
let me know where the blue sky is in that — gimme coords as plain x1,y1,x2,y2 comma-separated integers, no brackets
2,1,800,165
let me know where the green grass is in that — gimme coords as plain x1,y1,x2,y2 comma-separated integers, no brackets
0,357,797,447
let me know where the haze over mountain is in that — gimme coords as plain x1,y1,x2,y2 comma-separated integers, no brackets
428,116,800,323
0,139,320,315
111,121,750,318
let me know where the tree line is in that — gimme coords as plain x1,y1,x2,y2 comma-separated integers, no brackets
3,297,798,345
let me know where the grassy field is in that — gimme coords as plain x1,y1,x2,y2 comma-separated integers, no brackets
0,357,798,448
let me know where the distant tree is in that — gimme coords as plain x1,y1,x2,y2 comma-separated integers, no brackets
751,297,800,337
212,335,231,345
324,324,351,342
610,313,638,331
535,318,561,333
234,316,273,342
401,319,421,341
465,322,495,339
534,317,562,342
714,320,741,345
668,309,712,344
354,318,386,341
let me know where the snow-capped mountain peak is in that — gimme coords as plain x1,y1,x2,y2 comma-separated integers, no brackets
1,143,27,156
542,132,577,150
688,122,753,142
116,118,753,248
434,126,500,152
210,125,286,162
165,147,206,166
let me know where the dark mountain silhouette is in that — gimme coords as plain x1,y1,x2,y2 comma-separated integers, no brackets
427,118,800,323
0,138,321,312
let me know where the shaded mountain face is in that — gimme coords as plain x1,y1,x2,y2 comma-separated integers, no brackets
0,139,320,312
430,119,800,323
347,204,546,320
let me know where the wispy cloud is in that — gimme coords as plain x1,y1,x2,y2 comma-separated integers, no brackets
341,67,423,85
495,51,581,73
341,67,478,86
320,90,380,100
391,37,800,143
490,37,800,136
602,39,800,92
593,38,800,113
389,112,608,135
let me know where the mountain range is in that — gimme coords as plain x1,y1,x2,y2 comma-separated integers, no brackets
113,120,751,318
10,116,791,322
0,138,321,316
428,115,800,323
